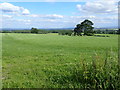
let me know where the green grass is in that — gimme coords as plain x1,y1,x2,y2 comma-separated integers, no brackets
2,33,119,88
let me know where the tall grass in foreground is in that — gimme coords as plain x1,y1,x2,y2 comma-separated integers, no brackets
43,51,119,89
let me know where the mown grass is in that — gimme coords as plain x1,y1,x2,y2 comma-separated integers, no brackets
2,33,119,88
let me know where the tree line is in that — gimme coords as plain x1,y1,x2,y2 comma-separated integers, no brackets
0,19,119,35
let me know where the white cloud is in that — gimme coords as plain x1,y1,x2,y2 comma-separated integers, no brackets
28,14,63,19
2,14,12,18
103,16,118,20
45,19,57,22
0,3,30,15
71,15,96,19
14,19,31,25
28,14,39,17
44,14,64,19
22,9,30,15
77,0,118,14
17,19,31,22
0,3,20,13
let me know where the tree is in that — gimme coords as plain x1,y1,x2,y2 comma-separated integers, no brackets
74,19,94,36
31,27,38,34
81,19,94,36
74,24,83,36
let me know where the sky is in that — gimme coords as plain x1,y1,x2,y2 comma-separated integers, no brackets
0,0,119,29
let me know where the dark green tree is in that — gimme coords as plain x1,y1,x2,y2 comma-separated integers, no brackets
74,24,83,36
81,19,94,36
31,27,38,34
74,19,94,36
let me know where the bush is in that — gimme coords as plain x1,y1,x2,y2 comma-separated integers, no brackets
2,30,12,33
94,35,110,37
58,30,73,36
38,29,48,34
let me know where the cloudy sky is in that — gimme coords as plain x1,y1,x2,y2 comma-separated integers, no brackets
0,0,119,29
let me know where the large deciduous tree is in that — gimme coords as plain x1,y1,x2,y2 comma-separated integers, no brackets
74,19,94,36
31,27,38,34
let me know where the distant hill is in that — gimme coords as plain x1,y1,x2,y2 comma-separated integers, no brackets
0,26,118,31
0,28,74,31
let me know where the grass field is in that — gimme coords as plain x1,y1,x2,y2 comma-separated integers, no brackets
2,33,119,88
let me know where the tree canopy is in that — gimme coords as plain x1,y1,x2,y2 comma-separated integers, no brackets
74,19,94,36
31,27,38,34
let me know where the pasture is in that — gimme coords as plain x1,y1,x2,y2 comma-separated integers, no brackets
2,33,119,88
